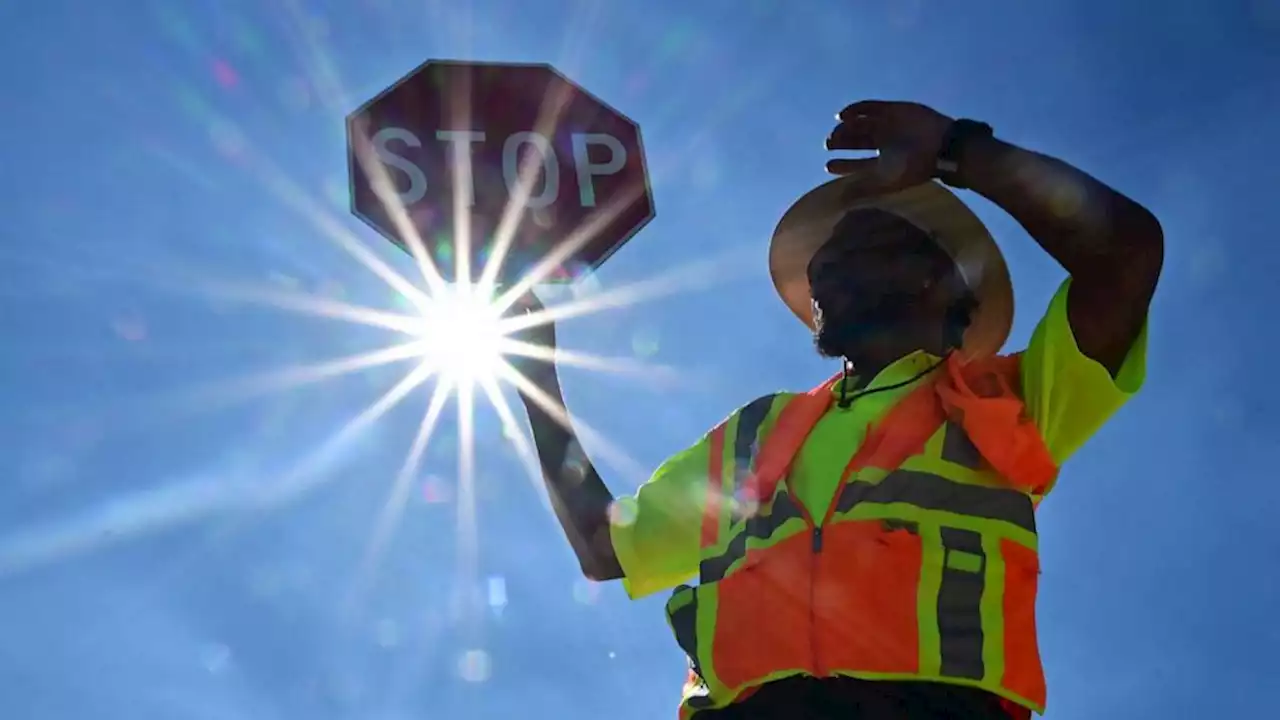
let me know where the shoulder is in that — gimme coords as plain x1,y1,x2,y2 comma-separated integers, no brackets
683,392,796,465
1015,278,1147,466
705,392,795,432
1021,278,1147,398
733,392,794,421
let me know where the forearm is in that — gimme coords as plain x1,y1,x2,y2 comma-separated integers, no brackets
955,135,1163,373
956,136,1163,280
519,373,623,581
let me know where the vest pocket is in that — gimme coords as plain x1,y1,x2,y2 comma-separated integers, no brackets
709,531,815,690
999,539,1046,707
814,520,923,674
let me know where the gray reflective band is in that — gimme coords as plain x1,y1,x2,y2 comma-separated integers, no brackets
667,586,702,679
732,394,775,489
941,421,984,470
701,469,1034,583
696,393,776,584
699,492,803,583
835,470,1036,533
938,527,986,680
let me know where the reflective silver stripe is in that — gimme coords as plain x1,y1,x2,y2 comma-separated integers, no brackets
699,491,803,583
667,588,718,711
696,394,777,584
938,527,986,680
941,421,983,470
732,394,776,492
667,586,702,677
700,469,1033,583
834,470,1036,533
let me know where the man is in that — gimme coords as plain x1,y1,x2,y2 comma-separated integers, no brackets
511,100,1161,719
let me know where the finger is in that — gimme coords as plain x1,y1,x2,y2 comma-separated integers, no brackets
826,118,878,151
836,99,896,121
825,157,880,176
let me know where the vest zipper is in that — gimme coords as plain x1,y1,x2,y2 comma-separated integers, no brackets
807,480,847,678
810,524,824,676
792,487,832,679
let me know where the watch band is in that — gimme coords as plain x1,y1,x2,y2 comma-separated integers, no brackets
935,119,993,189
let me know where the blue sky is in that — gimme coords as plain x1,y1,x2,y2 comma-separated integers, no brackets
1,1,1277,718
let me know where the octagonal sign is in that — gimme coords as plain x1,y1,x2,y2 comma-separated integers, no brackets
347,60,655,285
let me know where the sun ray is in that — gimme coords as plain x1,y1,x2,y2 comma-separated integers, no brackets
248,155,435,313
454,377,481,636
486,100,767,316
497,248,753,335
177,339,430,409
207,101,433,314
490,180,648,313
347,113,451,298
249,359,441,509
478,375,555,512
497,363,649,484
446,71,477,292
349,375,455,607
193,280,424,334
271,0,457,303
499,337,679,382
476,79,575,296
0,360,442,578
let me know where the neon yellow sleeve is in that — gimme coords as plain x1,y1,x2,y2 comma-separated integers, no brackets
1021,277,1149,472
609,426,717,600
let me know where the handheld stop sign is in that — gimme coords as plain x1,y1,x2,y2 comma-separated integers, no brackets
347,60,656,287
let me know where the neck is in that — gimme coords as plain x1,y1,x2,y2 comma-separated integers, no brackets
841,336,949,381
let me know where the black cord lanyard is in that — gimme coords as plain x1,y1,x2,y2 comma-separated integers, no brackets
836,353,951,409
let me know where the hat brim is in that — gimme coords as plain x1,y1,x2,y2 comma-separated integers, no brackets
768,177,1013,359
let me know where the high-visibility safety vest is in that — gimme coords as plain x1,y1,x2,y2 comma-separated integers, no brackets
665,353,1058,718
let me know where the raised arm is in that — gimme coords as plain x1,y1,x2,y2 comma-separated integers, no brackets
521,373,624,581
827,100,1163,375
506,294,622,581
504,293,721,598
954,134,1163,375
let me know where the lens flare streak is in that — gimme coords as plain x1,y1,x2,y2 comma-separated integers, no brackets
350,375,455,605
180,339,430,407
496,363,649,483
478,377,554,513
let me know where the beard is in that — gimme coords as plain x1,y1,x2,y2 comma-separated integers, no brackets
812,292,922,359
813,319,866,358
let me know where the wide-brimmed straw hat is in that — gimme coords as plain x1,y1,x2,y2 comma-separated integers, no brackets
768,177,1014,359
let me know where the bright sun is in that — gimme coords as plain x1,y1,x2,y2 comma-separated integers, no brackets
414,285,510,385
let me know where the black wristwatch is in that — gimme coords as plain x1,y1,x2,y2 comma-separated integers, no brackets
935,119,993,189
